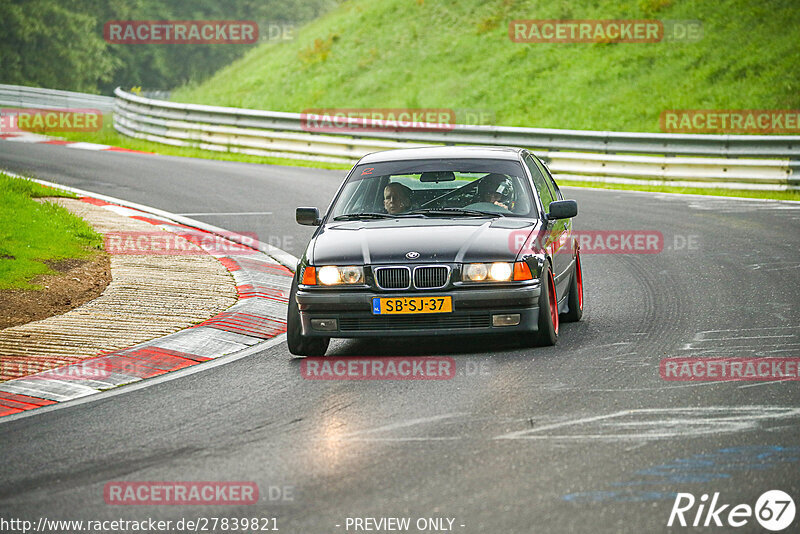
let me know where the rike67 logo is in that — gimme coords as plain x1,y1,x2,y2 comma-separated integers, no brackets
668,490,795,531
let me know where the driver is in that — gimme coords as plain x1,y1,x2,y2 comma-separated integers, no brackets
383,182,412,214
477,173,511,209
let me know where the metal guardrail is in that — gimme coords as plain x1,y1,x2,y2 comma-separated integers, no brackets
1,84,796,191
0,84,114,112
113,88,799,191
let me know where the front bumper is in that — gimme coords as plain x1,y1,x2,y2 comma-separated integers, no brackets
296,284,541,337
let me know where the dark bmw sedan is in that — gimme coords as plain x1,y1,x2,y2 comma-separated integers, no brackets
288,146,583,356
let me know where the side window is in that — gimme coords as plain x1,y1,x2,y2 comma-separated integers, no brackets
524,154,554,212
535,158,561,201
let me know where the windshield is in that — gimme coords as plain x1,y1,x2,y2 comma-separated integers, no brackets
329,158,535,219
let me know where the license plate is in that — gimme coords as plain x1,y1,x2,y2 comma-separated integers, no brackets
372,296,452,315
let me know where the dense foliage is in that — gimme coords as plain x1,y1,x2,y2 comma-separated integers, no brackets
0,0,338,94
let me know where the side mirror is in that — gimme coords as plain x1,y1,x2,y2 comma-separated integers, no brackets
547,200,578,220
296,207,321,226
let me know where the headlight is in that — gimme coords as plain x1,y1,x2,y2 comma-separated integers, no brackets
317,265,364,285
463,263,489,281
462,262,531,282
489,262,513,281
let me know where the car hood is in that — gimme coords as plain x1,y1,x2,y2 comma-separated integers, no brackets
310,218,539,265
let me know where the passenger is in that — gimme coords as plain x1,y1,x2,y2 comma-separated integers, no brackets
477,173,511,209
383,182,412,214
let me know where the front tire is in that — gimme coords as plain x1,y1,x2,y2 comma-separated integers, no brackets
523,265,558,347
287,276,329,357
561,250,583,323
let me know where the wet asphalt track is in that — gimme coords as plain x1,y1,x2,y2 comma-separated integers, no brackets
1,142,799,533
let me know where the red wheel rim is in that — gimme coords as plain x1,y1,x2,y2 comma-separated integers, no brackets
576,252,583,310
549,270,559,335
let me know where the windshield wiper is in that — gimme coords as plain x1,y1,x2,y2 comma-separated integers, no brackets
407,207,496,217
333,212,407,221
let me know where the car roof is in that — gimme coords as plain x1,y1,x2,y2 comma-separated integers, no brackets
357,146,525,164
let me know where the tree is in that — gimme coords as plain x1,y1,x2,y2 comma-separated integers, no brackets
0,0,339,94
0,0,114,93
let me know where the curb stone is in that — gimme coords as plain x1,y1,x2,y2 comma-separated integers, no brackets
0,175,296,418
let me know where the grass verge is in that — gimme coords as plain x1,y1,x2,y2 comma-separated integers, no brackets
0,173,104,290
172,0,800,133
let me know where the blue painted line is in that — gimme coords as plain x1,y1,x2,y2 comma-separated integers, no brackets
563,446,800,503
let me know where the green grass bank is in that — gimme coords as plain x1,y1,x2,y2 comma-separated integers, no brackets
0,174,104,290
